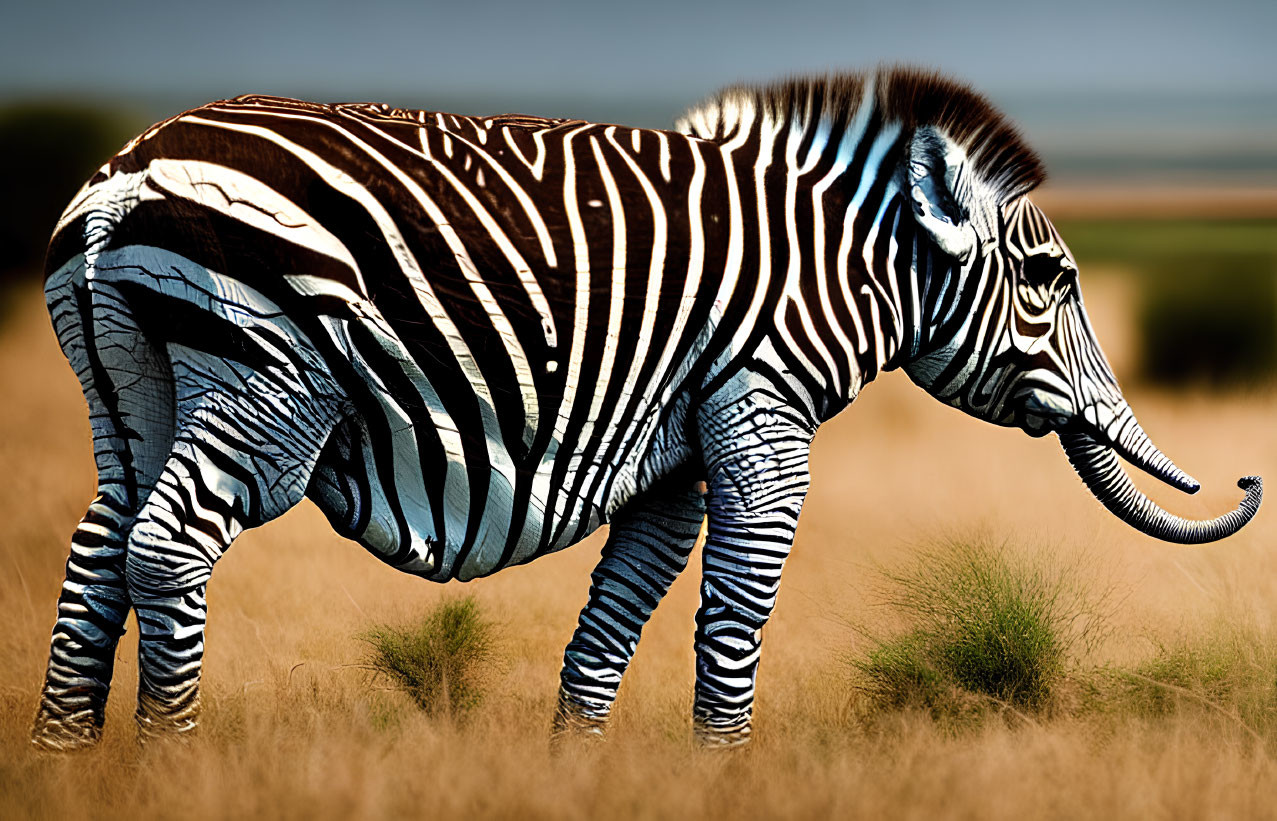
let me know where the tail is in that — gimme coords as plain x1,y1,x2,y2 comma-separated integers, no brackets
45,167,150,288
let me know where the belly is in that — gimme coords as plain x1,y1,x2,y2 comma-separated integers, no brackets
439,391,694,580
306,302,710,582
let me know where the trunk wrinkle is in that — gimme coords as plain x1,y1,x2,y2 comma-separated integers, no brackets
1059,430,1260,545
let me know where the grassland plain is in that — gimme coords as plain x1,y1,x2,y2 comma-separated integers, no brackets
2,260,1276,820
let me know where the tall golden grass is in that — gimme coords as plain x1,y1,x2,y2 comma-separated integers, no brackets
2,274,1275,819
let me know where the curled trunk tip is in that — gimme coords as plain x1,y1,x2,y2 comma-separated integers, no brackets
1060,430,1261,545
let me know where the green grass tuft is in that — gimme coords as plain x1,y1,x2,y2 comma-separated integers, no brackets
1102,618,1277,740
853,539,1105,722
361,596,496,720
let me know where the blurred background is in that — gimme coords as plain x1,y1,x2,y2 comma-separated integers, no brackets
1,0,1275,384
2,8,1276,812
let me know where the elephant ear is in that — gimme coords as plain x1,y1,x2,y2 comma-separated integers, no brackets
907,125,1000,264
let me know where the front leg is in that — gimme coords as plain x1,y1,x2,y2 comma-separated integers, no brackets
555,479,706,738
693,379,813,747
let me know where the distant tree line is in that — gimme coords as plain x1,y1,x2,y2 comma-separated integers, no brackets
0,102,144,287
1060,219,1277,388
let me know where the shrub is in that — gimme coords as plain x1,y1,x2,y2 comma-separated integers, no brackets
361,596,495,720
1105,618,1277,739
853,539,1105,721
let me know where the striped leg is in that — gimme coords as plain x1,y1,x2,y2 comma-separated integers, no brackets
33,491,137,751
692,378,813,747
554,481,706,738
33,276,174,751
126,434,243,738
127,348,340,739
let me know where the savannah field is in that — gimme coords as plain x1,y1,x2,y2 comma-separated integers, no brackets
2,214,1277,819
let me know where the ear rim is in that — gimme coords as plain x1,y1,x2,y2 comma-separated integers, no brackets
910,185,977,264
907,125,998,264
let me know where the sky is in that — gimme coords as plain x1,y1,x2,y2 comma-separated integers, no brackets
2,0,1275,177
4,0,1273,99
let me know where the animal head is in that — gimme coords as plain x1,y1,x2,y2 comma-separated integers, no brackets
905,191,1101,437
678,67,1257,543
901,120,1261,544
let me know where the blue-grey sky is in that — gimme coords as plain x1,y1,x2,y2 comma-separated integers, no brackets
3,0,1274,177
4,0,1273,100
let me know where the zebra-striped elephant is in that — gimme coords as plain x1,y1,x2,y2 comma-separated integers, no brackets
31,67,1260,751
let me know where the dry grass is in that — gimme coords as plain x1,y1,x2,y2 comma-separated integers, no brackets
1097,615,1277,741
3,277,1277,820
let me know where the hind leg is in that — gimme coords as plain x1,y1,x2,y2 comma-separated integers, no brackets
128,345,342,738
33,273,174,750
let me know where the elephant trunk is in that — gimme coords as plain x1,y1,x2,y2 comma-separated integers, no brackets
1059,428,1261,544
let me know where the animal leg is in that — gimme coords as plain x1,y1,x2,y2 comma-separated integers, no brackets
554,480,706,739
127,345,341,739
32,273,174,751
691,378,813,747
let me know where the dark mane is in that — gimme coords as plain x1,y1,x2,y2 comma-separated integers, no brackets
678,66,1046,203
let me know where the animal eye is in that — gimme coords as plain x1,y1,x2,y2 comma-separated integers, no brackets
1020,255,1060,283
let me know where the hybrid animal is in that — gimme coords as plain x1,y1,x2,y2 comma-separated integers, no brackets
33,69,1261,750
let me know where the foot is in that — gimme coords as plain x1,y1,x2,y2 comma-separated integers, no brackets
30,695,105,752
692,714,752,749
135,689,200,744
550,688,608,747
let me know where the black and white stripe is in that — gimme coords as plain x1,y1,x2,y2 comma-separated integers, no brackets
35,68,1128,749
